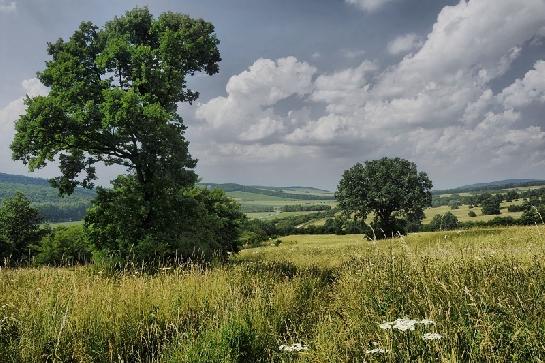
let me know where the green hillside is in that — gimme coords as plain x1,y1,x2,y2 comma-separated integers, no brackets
0,173,94,222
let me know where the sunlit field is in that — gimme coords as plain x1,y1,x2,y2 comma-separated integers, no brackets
422,200,525,223
1,225,545,362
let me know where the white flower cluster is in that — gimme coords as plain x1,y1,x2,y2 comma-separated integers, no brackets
379,318,435,331
422,333,442,341
379,317,443,341
278,342,309,352
366,348,389,354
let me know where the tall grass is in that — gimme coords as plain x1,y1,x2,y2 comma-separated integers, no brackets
1,226,544,361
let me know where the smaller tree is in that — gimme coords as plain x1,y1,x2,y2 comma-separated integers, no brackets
520,204,545,225
481,195,501,215
430,212,459,231
0,192,48,264
336,157,433,238
505,190,519,202
448,199,461,210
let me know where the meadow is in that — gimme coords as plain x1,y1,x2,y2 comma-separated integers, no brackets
1,225,545,362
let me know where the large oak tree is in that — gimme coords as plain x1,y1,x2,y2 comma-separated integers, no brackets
11,8,244,263
336,157,433,238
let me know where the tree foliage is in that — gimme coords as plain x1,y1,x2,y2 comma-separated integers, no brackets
34,225,92,266
12,8,220,197
0,193,48,264
430,212,459,231
336,157,433,237
10,8,247,264
481,194,501,215
85,180,245,263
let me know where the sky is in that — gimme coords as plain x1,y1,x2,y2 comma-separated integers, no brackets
1,0,545,190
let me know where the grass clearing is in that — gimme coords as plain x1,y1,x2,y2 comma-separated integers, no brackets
1,226,545,361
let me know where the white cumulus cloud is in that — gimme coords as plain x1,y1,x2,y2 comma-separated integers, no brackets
193,0,545,184
387,33,423,55
0,78,48,173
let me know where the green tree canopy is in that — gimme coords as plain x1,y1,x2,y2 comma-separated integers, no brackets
10,8,246,264
11,7,220,199
335,157,433,238
481,194,501,215
0,192,47,264
430,212,459,231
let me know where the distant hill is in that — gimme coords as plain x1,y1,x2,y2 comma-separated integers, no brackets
0,172,50,186
4,171,545,222
433,179,545,195
201,183,335,200
0,172,95,222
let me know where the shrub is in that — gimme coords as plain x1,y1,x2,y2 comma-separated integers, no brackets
507,204,525,212
85,179,245,266
34,225,92,266
448,199,461,209
468,210,477,217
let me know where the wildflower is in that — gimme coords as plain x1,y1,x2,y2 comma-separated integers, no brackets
379,318,436,331
423,333,442,340
392,318,418,331
366,348,389,354
279,343,309,352
379,321,393,330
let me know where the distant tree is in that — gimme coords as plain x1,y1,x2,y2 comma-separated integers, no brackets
448,199,461,209
481,194,501,215
441,212,459,230
520,204,545,225
468,210,477,217
0,192,47,264
429,214,443,231
336,157,433,238
430,212,459,231
505,190,519,202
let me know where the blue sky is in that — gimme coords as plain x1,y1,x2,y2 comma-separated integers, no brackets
1,0,545,189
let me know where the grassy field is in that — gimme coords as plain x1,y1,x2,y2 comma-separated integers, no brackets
1,225,545,361
422,200,524,223
245,210,320,220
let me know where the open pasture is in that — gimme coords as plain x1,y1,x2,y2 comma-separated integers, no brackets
1,226,545,361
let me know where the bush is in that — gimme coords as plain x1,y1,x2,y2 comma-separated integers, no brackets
85,177,245,266
34,225,92,266
448,200,461,209
507,204,525,212
468,210,477,217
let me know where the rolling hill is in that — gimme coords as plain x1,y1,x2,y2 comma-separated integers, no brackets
2,172,545,223
433,179,545,195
